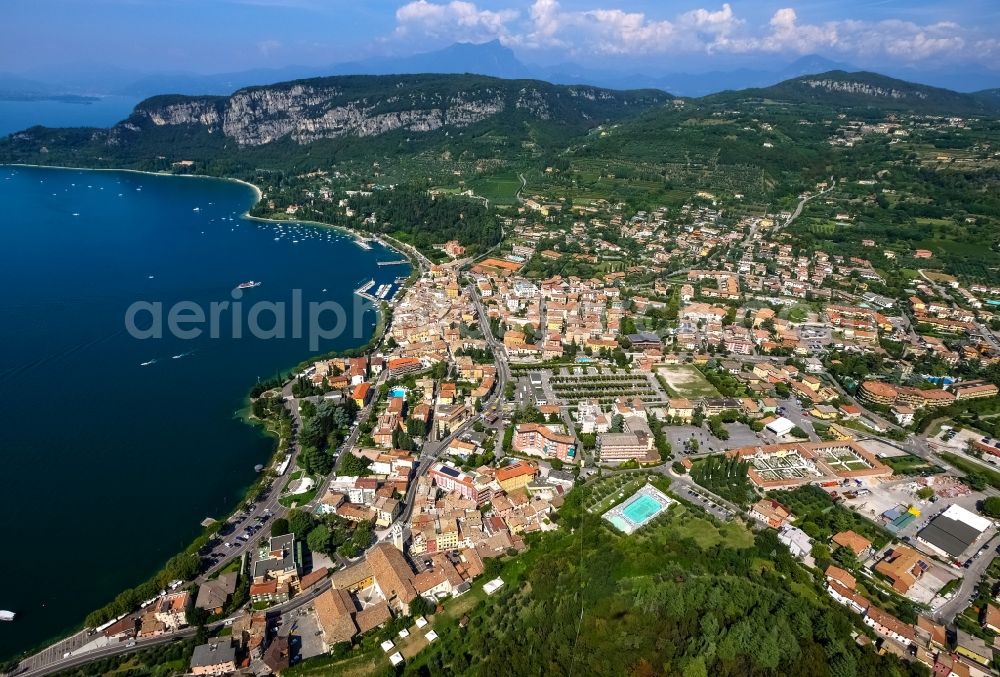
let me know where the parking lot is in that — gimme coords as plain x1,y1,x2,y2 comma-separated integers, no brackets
283,606,325,661
676,479,737,522
665,425,720,454
722,421,761,447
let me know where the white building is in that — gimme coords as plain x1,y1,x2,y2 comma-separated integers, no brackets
778,525,812,559
765,417,795,437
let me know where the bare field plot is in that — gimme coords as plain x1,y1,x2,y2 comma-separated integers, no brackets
656,364,721,399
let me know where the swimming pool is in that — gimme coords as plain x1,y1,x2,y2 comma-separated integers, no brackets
602,484,674,534
389,387,407,398
623,495,664,524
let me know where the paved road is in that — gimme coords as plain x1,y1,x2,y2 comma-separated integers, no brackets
11,579,334,677
776,179,836,233
933,533,999,623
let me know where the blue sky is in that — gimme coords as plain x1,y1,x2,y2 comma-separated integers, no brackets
4,0,998,75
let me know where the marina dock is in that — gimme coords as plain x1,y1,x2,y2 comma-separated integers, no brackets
354,279,377,301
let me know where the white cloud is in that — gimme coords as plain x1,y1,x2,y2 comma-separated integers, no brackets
754,10,969,62
388,1,995,66
394,1,519,42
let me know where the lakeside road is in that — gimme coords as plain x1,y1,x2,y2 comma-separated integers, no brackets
13,580,334,677
10,388,304,677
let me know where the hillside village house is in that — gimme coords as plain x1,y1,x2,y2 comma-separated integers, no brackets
190,639,237,676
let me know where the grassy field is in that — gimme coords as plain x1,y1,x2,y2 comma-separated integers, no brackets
469,172,522,205
882,454,944,476
655,364,722,399
655,504,754,549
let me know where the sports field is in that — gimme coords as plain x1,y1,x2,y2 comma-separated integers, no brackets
656,364,721,399
470,173,522,205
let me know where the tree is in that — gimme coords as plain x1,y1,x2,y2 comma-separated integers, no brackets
340,453,373,476
964,472,988,492
288,508,315,538
271,517,290,538
811,543,832,570
682,656,708,677
916,487,934,500
186,602,210,628
407,417,427,438
307,524,332,554
982,496,1000,518
409,595,434,618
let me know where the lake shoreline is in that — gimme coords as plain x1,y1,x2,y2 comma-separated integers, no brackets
4,162,263,203
0,163,414,667
3,163,422,267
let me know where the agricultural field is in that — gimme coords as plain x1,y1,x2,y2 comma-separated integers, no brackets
655,364,722,399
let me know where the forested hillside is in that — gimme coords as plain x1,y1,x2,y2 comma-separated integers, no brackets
705,70,1000,116
402,486,925,677
0,74,667,172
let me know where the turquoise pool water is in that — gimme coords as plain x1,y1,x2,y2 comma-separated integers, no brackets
389,387,407,398
623,495,664,524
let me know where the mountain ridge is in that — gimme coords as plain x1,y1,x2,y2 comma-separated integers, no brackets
2,69,997,173
0,73,667,169
703,70,1000,116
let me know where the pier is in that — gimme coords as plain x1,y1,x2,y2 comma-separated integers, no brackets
354,279,378,301
376,259,408,266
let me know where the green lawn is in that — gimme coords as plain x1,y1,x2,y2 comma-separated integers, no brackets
882,454,944,476
279,487,318,508
660,505,754,549
470,172,522,205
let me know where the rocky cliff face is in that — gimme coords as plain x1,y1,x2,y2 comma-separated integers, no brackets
802,79,928,101
111,75,663,147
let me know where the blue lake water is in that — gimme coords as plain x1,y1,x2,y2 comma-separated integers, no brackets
0,96,140,136
0,165,408,658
